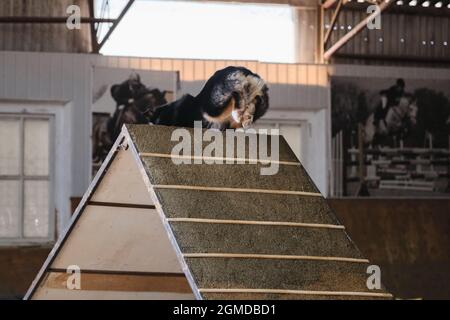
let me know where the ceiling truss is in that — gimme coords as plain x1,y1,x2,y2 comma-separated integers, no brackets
0,0,136,54
319,0,395,61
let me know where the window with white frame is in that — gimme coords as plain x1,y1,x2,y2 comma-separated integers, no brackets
0,114,54,243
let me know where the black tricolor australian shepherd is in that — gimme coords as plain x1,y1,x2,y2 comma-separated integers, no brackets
152,66,269,130
93,67,269,163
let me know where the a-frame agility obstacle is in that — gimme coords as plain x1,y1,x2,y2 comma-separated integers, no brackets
25,124,392,300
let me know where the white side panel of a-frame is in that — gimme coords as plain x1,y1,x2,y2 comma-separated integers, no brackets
50,206,182,273
90,147,153,205
31,147,195,300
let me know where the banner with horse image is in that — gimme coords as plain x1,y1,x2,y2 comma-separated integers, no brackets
92,67,179,176
331,76,450,198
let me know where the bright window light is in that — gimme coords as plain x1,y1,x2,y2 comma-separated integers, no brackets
100,0,297,63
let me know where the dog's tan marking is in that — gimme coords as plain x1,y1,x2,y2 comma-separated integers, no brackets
203,97,235,124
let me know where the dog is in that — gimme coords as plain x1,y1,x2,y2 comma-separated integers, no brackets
152,66,269,130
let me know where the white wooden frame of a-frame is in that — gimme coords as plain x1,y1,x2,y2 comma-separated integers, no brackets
24,125,200,300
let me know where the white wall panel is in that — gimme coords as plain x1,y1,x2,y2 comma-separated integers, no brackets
3,49,449,223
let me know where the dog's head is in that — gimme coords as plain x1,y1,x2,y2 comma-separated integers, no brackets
200,66,269,129
231,72,269,128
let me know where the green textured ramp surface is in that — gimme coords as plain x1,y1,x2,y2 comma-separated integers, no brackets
126,124,392,300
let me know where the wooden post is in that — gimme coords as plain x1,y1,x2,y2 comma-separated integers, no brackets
358,124,365,184
324,0,344,47
356,123,369,196
88,0,99,53
316,4,325,64
342,130,349,196
447,135,450,192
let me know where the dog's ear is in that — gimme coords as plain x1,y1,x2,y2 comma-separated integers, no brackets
253,86,269,122
110,84,121,103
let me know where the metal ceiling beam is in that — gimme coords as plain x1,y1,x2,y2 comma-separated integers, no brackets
88,0,99,54
335,52,450,64
323,0,393,60
317,4,325,63
340,1,450,17
323,0,344,46
97,0,135,52
167,0,319,6
322,0,339,9
0,17,116,24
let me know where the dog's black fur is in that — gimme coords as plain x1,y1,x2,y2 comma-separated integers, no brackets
152,66,269,130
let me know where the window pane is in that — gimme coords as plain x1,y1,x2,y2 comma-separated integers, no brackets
0,119,20,175
24,119,49,176
0,181,20,237
24,180,49,238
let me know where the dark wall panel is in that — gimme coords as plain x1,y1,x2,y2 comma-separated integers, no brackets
0,247,51,299
0,0,91,53
326,7,450,67
329,198,450,299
